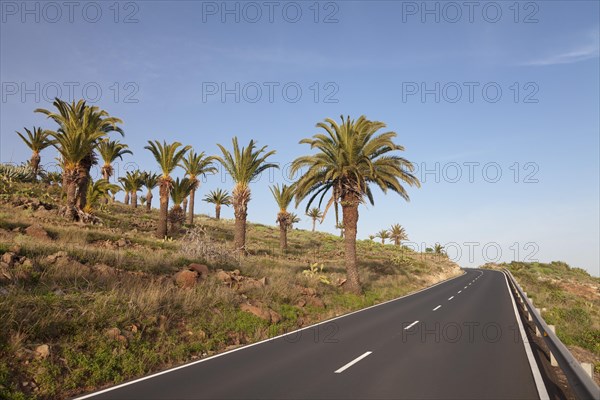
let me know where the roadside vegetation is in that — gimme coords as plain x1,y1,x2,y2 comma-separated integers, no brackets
484,261,600,378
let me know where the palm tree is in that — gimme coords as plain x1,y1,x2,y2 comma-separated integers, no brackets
434,243,445,255
119,171,143,208
145,140,191,238
142,172,160,211
203,189,231,220
389,224,408,246
36,99,123,215
270,183,295,252
119,177,132,205
292,115,420,294
375,229,390,244
288,213,301,231
214,137,278,256
85,179,119,213
169,177,195,234
181,151,216,225
306,207,323,232
97,139,132,182
15,127,53,178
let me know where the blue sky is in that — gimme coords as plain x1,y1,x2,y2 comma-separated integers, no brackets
1,1,599,275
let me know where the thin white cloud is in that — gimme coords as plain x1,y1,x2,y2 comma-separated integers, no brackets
522,29,599,66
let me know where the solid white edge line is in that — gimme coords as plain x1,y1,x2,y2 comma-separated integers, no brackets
404,320,419,330
334,351,373,373
433,305,441,311
74,271,468,399
502,271,549,400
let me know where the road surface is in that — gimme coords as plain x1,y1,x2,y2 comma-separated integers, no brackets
78,269,543,399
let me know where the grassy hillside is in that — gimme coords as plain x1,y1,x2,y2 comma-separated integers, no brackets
0,182,462,399
483,261,600,378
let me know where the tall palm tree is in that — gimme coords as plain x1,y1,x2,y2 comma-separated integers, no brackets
142,172,160,211
15,127,53,178
306,207,323,232
181,151,216,225
144,140,190,238
203,189,231,220
169,177,195,234
292,115,420,294
36,99,123,215
270,183,295,252
214,137,278,255
375,229,390,244
389,224,408,246
97,139,132,181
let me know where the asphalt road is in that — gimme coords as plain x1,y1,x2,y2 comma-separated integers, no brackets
78,269,542,400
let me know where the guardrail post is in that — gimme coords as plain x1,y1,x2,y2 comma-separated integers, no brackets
547,325,558,366
535,308,541,337
581,363,594,379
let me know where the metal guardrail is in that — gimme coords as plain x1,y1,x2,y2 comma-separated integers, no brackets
503,269,600,400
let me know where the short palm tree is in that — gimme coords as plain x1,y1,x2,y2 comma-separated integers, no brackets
169,177,195,234
335,222,345,238
119,178,131,205
120,170,144,208
203,189,231,220
306,207,323,232
375,229,390,244
288,213,301,231
270,183,295,252
97,139,132,181
15,127,53,178
434,243,445,255
144,140,191,238
142,172,160,211
292,115,420,294
85,179,119,213
36,99,123,216
389,224,408,246
181,151,217,225
214,137,278,255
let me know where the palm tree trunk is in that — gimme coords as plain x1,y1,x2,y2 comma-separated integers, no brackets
146,191,153,211
77,154,93,210
187,190,196,225
157,182,169,238
124,192,130,205
312,219,316,232
233,185,249,256
182,197,188,222
30,152,40,179
278,214,288,253
131,191,138,208
381,239,385,244
215,204,221,220
342,195,362,294
64,168,79,221
395,239,400,246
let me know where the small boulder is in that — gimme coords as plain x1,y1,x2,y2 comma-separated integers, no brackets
269,309,282,324
1,252,16,265
34,344,50,360
174,269,198,288
116,238,129,248
305,296,325,308
216,270,232,283
25,224,50,240
105,327,121,340
240,303,271,321
188,263,209,279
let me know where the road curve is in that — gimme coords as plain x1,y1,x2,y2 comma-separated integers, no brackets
77,269,542,399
